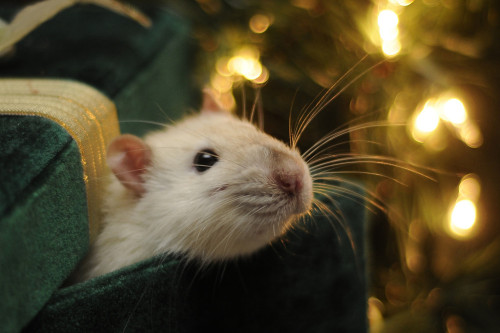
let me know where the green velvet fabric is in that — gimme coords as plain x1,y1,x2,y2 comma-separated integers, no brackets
0,116,89,333
0,4,368,333
24,194,367,333
0,4,197,137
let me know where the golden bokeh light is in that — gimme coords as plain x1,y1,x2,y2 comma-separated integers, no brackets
377,9,401,57
210,73,233,93
411,95,482,148
448,174,481,239
459,122,483,148
249,14,272,34
210,47,269,109
251,66,269,85
213,46,269,88
442,98,467,125
450,199,477,237
367,297,384,329
228,55,263,80
379,24,399,41
459,174,481,201
389,0,415,6
215,57,232,77
382,39,402,56
378,10,399,30
415,102,440,133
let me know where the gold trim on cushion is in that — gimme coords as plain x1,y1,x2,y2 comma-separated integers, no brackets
0,79,120,243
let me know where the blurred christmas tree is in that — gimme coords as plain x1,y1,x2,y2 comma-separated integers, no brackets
151,0,500,331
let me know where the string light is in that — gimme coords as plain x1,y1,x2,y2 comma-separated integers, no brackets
411,94,482,148
415,102,440,133
441,98,467,125
210,46,269,109
228,55,263,80
377,9,401,57
412,100,440,142
211,46,269,90
450,199,477,237
448,174,481,238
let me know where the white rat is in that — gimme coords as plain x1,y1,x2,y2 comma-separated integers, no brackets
75,91,314,281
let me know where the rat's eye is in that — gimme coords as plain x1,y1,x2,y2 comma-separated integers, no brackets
193,149,218,172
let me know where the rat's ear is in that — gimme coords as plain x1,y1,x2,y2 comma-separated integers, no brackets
201,88,226,113
107,134,152,196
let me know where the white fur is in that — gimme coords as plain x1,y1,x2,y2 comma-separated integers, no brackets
76,111,313,281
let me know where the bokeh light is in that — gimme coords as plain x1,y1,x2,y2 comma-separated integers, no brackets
448,174,481,238
249,14,272,34
378,10,399,31
377,9,401,57
228,55,263,80
412,101,440,141
459,174,481,201
442,98,467,125
450,199,477,237
459,122,483,148
411,95,482,148
382,39,402,56
389,0,415,6
209,46,269,110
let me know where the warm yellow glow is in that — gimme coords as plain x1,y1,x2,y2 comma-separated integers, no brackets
219,91,236,111
412,94,483,148
459,174,481,201
415,102,440,133
442,98,467,125
389,0,415,6
292,0,317,10
448,174,481,238
215,57,232,77
377,10,401,57
252,66,269,85
228,56,262,80
450,199,476,236
367,297,384,329
211,45,268,106
378,10,399,30
225,47,263,81
438,96,482,148
210,73,233,93
379,26,399,41
249,14,271,34
382,39,402,56
459,122,483,148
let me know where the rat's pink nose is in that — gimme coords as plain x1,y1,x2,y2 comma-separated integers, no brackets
274,170,304,194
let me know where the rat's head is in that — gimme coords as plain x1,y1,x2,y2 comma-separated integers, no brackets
106,91,313,264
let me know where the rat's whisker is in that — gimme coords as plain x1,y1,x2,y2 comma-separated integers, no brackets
119,119,169,128
291,55,371,148
313,170,408,186
302,121,406,162
292,58,385,148
308,154,435,181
